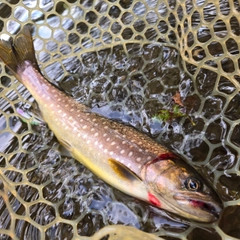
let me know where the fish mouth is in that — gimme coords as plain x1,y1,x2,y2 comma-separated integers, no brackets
174,194,222,222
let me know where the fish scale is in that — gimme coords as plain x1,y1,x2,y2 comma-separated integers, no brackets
0,25,223,223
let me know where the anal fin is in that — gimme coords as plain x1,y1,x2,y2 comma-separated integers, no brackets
58,138,73,153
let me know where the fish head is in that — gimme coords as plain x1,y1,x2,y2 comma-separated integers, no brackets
141,153,223,222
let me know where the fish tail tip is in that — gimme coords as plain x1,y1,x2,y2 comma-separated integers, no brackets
0,24,38,79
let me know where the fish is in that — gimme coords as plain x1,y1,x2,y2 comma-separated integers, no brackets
0,26,222,222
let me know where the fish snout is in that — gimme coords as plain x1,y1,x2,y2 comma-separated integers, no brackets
173,193,223,222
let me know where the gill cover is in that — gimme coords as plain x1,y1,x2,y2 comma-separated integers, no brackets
141,154,223,222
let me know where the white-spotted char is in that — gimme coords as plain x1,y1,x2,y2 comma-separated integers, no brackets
0,26,222,223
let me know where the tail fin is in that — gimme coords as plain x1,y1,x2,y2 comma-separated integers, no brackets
0,25,39,80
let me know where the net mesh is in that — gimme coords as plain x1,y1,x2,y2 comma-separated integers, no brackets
0,0,240,239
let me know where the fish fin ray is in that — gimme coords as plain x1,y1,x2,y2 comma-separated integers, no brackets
58,145,72,158
13,25,40,72
58,138,73,152
0,25,40,80
0,39,19,76
108,158,142,182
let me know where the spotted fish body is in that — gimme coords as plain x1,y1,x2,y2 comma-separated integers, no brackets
0,26,223,222
20,63,167,200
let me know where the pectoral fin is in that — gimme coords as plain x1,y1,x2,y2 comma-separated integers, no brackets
108,158,142,182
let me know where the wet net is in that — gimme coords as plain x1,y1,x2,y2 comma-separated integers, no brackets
0,0,240,239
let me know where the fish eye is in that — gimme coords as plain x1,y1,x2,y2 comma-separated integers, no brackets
184,178,201,191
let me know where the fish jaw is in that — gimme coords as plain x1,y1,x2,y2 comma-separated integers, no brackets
173,192,222,222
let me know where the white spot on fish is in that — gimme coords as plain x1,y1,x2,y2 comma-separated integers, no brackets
110,151,113,156
80,119,83,122
83,125,87,129
92,118,96,122
103,133,107,137
136,157,141,162
58,110,62,113
147,156,152,161
69,116,72,120
120,150,125,154
86,140,90,144
47,96,50,100
111,142,115,146
128,151,133,157
94,141,98,145
122,141,126,145
50,103,53,107
127,163,131,168
104,149,108,153
106,138,110,141
139,149,143,152
91,128,95,132
63,113,66,117
77,133,81,137
104,126,108,129
94,132,98,137
70,109,74,112
99,144,103,149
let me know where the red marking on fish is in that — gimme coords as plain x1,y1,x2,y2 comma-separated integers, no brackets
148,193,161,207
190,200,204,208
158,152,178,160
150,152,179,164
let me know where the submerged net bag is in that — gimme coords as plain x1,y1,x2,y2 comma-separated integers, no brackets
0,0,240,239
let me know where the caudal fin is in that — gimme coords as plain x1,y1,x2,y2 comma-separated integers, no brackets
0,25,39,80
